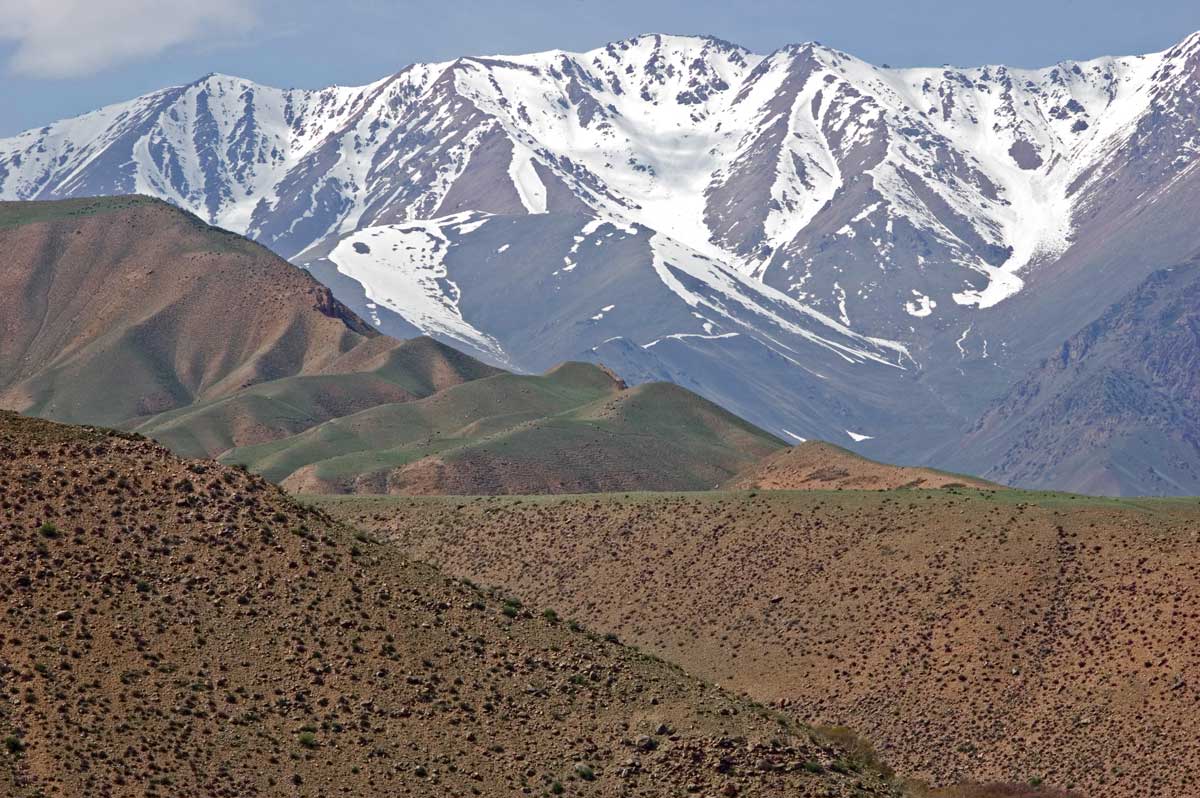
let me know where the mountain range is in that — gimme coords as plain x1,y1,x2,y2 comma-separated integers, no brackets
4,32,1200,494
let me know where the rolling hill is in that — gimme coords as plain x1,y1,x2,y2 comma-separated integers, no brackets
0,410,910,798
323,487,1200,798
0,197,787,495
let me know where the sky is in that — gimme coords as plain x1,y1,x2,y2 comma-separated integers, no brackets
2,0,1199,136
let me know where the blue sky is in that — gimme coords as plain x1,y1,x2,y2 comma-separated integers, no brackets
2,0,1199,136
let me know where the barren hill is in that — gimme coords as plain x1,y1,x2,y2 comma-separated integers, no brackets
325,488,1200,798
0,196,391,426
0,410,905,798
726,441,992,491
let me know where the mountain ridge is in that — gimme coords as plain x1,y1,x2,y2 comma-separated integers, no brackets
5,31,1200,493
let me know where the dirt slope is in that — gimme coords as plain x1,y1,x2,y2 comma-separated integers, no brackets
726,441,993,490
0,196,501,459
0,197,389,425
325,489,1200,798
0,411,907,798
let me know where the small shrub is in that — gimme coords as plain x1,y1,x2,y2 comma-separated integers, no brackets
297,731,317,748
542,609,559,623
38,522,59,539
3,735,23,755
574,763,595,781
550,781,564,795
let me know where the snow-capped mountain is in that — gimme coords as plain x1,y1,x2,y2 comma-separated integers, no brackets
4,31,1200,490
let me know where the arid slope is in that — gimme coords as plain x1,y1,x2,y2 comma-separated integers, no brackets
0,196,388,426
0,411,903,798
726,441,993,490
324,489,1200,798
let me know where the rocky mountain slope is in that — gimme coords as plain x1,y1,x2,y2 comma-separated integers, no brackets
327,487,1200,798
0,410,907,798
955,259,1200,495
6,33,1200,492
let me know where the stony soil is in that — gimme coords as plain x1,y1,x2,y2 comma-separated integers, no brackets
0,411,903,798
326,489,1200,798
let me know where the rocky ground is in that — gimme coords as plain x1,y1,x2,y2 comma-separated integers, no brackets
0,411,907,798
325,488,1200,798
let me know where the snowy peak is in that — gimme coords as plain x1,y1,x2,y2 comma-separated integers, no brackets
1,31,1197,342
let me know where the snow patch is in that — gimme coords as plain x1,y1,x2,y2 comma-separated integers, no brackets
904,290,936,318
329,219,508,362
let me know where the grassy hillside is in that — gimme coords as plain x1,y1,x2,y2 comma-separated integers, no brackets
0,410,905,798
322,486,1200,798
0,197,792,495
224,364,787,494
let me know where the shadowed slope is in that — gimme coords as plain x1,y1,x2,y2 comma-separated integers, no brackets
0,411,903,798
958,261,1200,495
131,335,501,457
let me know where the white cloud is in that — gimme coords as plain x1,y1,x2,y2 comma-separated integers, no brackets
0,0,258,78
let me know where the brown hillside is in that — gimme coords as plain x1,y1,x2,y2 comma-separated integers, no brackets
0,196,380,426
326,489,1200,798
726,441,992,491
0,411,904,798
